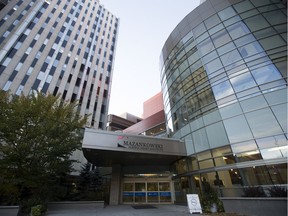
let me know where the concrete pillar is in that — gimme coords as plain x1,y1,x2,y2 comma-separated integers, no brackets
109,164,122,205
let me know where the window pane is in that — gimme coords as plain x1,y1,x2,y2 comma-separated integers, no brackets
260,148,283,160
220,49,242,66
245,108,283,138
206,122,229,148
159,182,170,191
204,14,221,29
240,95,268,112
219,102,242,119
234,34,256,47
197,37,215,56
124,183,134,191
230,72,257,92
193,23,206,38
271,104,287,132
218,7,237,21
147,183,158,191
244,14,270,32
231,140,258,154
199,159,214,169
223,115,253,143
264,89,287,106
251,64,283,85
211,29,231,48
135,183,145,191
238,41,264,58
212,80,234,100
205,58,223,76
233,0,254,13
192,128,210,152
259,34,286,50
227,21,250,39
217,42,236,56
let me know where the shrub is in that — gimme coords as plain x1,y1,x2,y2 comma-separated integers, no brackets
31,205,42,216
268,186,287,197
242,186,266,197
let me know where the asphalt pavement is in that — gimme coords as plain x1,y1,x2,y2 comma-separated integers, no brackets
46,204,199,216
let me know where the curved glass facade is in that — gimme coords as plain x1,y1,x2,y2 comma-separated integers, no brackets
160,0,287,200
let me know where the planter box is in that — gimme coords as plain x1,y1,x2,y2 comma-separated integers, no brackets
48,201,104,210
0,206,19,216
220,197,287,216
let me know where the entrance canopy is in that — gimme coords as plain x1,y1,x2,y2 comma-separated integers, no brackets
82,129,186,167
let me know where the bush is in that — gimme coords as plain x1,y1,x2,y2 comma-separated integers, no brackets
268,186,287,197
242,186,266,197
31,205,42,216
200,182,224,213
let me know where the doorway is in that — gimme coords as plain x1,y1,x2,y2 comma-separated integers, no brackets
122,178,173,204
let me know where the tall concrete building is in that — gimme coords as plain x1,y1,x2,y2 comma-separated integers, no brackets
0,0,119,129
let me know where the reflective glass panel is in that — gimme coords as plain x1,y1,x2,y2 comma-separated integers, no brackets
217,42,236,56
260,148,283,160
233,0,254,13
259,34,286,50
204,14,221,29
193,23,206,38
212,80,234,100
264,89,287,106
234,34,256,47
244,14,270,32
227,21,250,39
192,128,210,152
197,37,215,56
205,58,222,75
271,104,287,132
220,103,242,119
223,115,253,143
206,122,229,148
251,64,283,85
211,29,231,48
218,7,237,21
220,49,242,66
240,95,268,112
238,41,264,58
257,135,287,149
245,108,283,138
185,134,195,155
230,72,257,92
231,140,258,154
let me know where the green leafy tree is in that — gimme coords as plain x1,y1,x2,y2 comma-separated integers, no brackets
0,90,87,212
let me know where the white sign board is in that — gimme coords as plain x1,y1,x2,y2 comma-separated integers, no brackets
187,194,202,214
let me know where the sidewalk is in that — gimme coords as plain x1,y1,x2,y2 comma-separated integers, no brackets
46,204,197,216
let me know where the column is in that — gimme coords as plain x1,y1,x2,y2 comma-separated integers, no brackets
109,164,122,205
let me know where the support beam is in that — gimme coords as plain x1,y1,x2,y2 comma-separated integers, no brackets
109,164,122,205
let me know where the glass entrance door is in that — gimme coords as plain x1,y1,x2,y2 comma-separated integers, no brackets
123,180,172,204
135,182,146,203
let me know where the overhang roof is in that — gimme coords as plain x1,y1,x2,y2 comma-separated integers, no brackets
82,129,186,167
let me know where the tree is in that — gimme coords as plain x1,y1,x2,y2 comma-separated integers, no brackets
0,90,87,212
76,162,104,201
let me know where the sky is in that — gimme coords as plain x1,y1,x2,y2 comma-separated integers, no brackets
102,0,201,117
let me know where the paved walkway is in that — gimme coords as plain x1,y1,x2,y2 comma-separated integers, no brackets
46,204,198,216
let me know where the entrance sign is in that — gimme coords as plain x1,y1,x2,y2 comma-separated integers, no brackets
187,194,202,214
83,129,186,155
